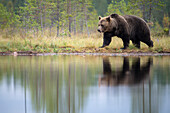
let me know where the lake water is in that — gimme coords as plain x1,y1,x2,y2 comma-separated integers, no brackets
0,55,170,113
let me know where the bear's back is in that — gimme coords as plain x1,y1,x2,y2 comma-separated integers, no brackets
123,15,150,36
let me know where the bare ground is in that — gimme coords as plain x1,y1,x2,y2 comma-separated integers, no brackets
0,51,170,56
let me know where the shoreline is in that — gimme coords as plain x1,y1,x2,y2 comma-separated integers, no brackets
0,51,170,56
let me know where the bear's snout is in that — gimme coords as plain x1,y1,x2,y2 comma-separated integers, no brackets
97,29,101,33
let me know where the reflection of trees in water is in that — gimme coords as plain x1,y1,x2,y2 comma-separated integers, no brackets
100,57,169,113
99,57,153,86
153,56,170,85
100,57,154,113
27,58,91,113
0,56,170,113
0,56,101,113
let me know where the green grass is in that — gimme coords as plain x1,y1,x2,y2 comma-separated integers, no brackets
0,33,170,53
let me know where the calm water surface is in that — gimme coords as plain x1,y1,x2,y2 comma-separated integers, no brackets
0,56,170,113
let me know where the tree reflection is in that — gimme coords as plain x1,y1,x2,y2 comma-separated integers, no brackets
0,56,96,113
100,57,155,113
100,57,153,86
0,56,170,113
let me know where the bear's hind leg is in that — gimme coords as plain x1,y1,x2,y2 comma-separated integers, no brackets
142,40,153,48
147,40,153,47
140,33,153,48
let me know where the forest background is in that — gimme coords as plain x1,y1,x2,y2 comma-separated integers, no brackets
0,0,170,53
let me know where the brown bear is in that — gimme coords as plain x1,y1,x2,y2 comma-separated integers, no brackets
97,14,153,49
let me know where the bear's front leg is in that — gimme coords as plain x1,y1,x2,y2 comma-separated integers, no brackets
99,33,112,48
121,37,129,49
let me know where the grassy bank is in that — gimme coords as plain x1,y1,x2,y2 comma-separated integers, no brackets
0,33,170,53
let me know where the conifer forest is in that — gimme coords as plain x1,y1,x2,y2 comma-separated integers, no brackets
0,0,169,37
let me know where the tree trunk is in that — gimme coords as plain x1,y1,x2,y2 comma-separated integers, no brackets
80,2,84,33
84,3,89,36
24,0,27,36
43,0,46,32
169,24,170,36
34,27,35,38
40,0,44,36
36,1,39,37
142,0,146,21
148,0,152,22
50,24,52,37
73,1,77,35
36,27,39,37
50,0,54,37
57,0,60,37
67,0,71,37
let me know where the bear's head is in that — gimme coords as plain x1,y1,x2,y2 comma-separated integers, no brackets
97,14,118,33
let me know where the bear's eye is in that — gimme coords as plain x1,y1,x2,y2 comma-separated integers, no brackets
101,25,104,27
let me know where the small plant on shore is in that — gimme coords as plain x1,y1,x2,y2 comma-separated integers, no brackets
128,45,138,50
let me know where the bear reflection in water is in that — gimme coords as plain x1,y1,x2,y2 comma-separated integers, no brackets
99,57,153,86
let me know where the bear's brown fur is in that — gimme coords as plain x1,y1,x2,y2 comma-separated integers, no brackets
97,14,153,49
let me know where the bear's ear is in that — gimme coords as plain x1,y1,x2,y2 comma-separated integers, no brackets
110,13,118,18
99,16,102,20
106,16,110,22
